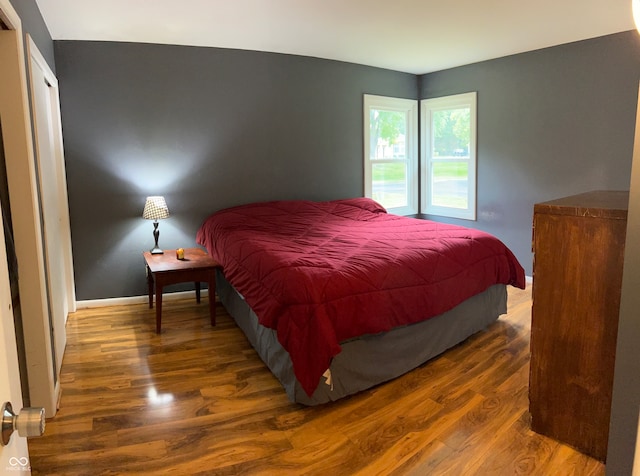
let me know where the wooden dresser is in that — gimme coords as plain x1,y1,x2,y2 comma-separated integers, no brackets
530,190,628,461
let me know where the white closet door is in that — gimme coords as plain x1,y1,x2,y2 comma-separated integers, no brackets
28,36,75,381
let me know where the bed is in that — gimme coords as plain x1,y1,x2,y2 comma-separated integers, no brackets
196,198,526,405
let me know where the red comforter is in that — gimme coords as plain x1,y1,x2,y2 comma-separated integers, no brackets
196,198,525,396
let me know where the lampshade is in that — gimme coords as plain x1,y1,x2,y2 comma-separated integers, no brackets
142,196,169,221
634,0,640,32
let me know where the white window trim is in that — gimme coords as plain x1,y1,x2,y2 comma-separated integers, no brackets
421,92,477,220
364,94,418,216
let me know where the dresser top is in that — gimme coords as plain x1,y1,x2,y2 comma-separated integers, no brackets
534,190,629,219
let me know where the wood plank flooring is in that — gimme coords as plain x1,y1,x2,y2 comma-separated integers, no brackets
28,286,605,475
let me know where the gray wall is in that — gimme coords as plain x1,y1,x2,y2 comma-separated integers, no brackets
55,33,640,299
420,31,640,277
54,41,417,299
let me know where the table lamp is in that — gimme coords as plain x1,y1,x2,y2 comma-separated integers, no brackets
142,196,169,254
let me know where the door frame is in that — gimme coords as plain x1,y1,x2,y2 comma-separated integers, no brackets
0,0,60,417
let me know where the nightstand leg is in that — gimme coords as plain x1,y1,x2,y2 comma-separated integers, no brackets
208,275,216,326
156,284,163,333
147,266,154,309
195,282,201,303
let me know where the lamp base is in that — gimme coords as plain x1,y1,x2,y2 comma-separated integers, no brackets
150,221,163,254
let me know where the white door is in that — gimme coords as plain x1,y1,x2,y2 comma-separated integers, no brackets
27,36,75,378
0,197,30,472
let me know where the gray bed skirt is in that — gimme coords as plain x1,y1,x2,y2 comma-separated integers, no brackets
216,269,507,405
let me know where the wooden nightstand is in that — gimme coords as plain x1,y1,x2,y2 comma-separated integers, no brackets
143,247,220,333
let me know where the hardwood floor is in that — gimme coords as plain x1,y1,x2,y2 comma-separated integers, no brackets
28,286,605,475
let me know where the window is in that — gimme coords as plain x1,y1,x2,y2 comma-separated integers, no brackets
364,95,418,216
421,92,477,220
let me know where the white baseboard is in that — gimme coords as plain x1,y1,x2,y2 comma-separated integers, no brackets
526,275,533,285
75,289,209,310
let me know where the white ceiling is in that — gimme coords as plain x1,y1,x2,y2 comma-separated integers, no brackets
35,0,636,74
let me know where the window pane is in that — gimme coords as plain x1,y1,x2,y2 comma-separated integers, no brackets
372,162,407,208
364,94,418,216
370,109,406,160
431,161,468,209
421,92,476,220
432,107,470,157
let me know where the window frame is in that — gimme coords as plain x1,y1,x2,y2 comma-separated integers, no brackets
420,92,477,221
363,94,418,216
